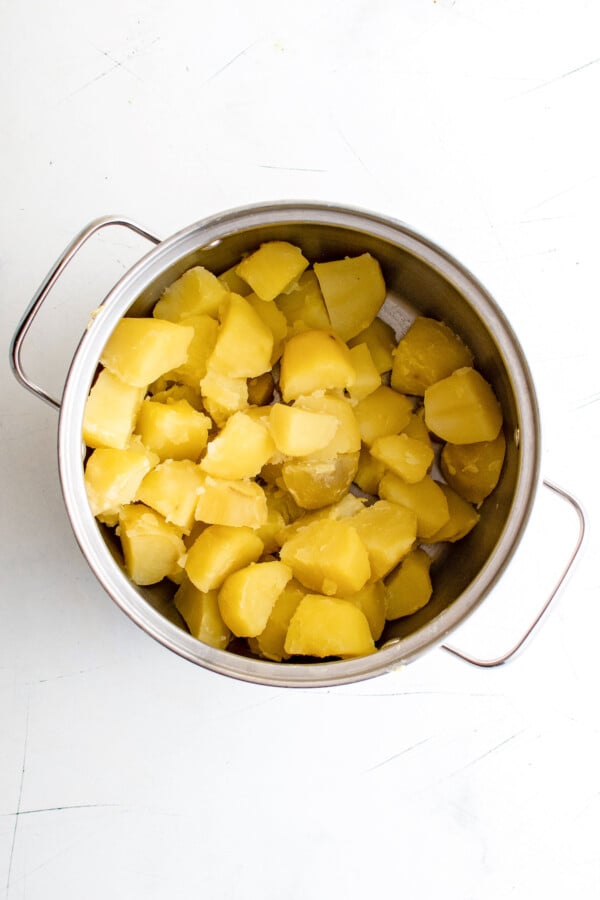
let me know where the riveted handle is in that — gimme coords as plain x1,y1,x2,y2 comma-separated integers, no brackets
442,479,586,667
9,216,161,410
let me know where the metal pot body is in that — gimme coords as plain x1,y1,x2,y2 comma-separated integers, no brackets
57,202,540,687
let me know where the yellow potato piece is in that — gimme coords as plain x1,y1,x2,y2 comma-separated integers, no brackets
426,483,480,543
236,241,309,302
100,318,194,387
279,329,355,402
284,594,376,659
354,446,387,496
385,548,433,620
185,524,264,593
246,294,288,364
424,367,503,444
370,432,434,484
200,410,275,479
84,445,158,518
195,475,268,529
440,432,506,506
135,398,211,462
341,581,386,641
136,459,205,533
378,472,450,540
274,270,330,332
199,369,249,426
348,317,396,374
153,265,229,321
118,504,186,586
251,579,306,661
353,385,413,446
218,560,293,637
294,392,361,457
174,579,232,650
83,369,146,450
208,294,274,379
217,264,252,296
313,253,386,341
160,314,218,388
391,316,474,396
350,499,417,580
347,342,382,401
281,451,359,510
279,518,370,597
269,403,339,457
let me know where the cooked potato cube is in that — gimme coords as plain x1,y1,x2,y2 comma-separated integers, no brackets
208,294,273,378
135,398,211,461
199,369,248,425
391,317,474,396
347,342,381,400
174,579,231,649
427,483,480,543
195,475,268,528
246,294,288,363
251,579,306,661
370,432,434,484
217,264,252,296
279,492,366,543
83,369,146,450
236,241,309,302
185,524,264,592
218,560,293,637
150,382,204,410
385,548,433,619
269,403,339,457
424,367,503,443
353,385,413,446
350,499,417,579
342,581,386,641
118,504,186,585
378,472,450,540
84,444,158,518
274,270,330,332
136,459,204,532
100,318,194,387
281,451,359,510
294,393,361,457
279,518,370,596
348,317,396,374
279,329,355,401
401,408,433,452
160,314,219,388
440,432,506,506
200,411,275,479
354,446,387,495
313,253,386,341
284,594,375,658
153,266,229,321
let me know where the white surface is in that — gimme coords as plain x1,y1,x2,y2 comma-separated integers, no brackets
1,1,599,897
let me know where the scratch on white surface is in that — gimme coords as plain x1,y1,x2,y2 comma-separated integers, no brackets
523,175,597,213
5,693,30,893
1,803,119,819
335,126,371,174
515,56,600,97
440,729,527,784
201,42,257,87
363,736,433,774
63,38,160,100
258,164,328,173
26,665,107,686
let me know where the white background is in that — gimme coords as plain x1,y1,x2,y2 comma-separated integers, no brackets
1,1,599,897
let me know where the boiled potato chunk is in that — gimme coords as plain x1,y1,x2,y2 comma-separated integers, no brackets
118,504,186,586
218,263,252,296
185,524,264,592
100,318,194,387
313,253,386,341
348,317,396,374
250,579,306,661
150,382,203,410
354,446,387,495
284,594,375,659
391,317,474,396
378,472,450,540
281,451,359,510
341,581,386,641
174,579,232,650
84,445,158,518
200,411,275,479
385,548,433,619
279,329,355,402
83,369,146,450
424,367,502,444
199,370,248,425
353,385,413,446
160,314,218,388
402,409,433,453
246,294,288,363
440,431,506,506
236,242,308,303
195,475,268,528
370,432,434,484
275,270,330,332
350,499,417,580
279,492,365,543
208,294,273,378
135,398,211,461
279,518,370,597
294,393,361,457
218,560,293,637
269,403,339,457
427,483,480,543
153,265,229,321
347,343,381,401
136,459,205,532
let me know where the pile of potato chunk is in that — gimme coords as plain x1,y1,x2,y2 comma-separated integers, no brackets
83,240,506,661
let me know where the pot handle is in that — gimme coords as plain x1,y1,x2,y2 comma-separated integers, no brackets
9,216,161,410
441,479,586,667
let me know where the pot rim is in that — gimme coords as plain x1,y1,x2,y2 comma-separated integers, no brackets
58,200,541,687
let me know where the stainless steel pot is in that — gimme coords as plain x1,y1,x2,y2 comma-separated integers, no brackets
10,202,586,686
